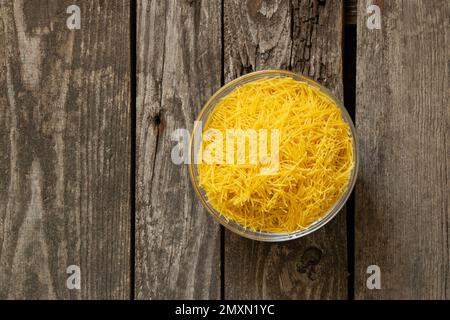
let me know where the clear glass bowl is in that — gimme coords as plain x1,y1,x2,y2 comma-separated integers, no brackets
188,70,358,242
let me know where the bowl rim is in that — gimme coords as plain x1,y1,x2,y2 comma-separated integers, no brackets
188,69,359,242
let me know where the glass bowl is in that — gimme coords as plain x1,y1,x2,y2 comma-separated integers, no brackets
188,70,358,242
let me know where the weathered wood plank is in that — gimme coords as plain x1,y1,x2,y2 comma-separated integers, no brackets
135,0,222,299
0,0,131,299
356,0,449,299
224,0,348,299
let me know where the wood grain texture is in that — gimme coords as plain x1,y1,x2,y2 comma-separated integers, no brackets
135,0,222,299
356,0,449,299
224,0,348,299
0,0,131,299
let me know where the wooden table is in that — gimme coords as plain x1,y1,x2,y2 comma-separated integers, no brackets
0,0,448,299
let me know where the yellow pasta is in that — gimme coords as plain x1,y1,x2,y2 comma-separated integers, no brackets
197,77,354,233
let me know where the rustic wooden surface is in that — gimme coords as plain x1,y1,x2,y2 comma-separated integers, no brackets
223,0,348,299
355,0,449,299
1,0,449,300
0,0,131,299
135,0,222,299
